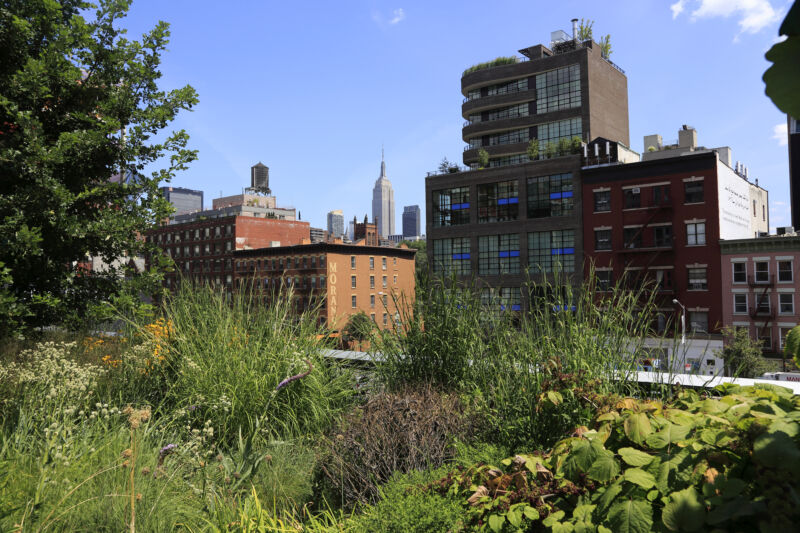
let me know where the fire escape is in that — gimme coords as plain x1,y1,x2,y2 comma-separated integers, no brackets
748,274,775,351
616,194,674,295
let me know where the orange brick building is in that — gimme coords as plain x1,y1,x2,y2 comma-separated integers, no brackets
234,242,416,330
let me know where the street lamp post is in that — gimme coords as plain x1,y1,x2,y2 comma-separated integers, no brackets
673,299,686,345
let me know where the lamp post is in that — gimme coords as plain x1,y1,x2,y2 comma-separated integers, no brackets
673,299,686,345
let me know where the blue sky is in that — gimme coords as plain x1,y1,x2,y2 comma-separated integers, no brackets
121,0,794,232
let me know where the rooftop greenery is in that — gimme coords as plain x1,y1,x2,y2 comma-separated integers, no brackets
463,56,519,76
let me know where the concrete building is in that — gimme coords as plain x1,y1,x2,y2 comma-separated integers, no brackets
582,138,769,340
145,215,310,290
309,227,328,243
427,24,630,304
327,210,345,239
721,235,800,369
233,242,416,330
372,151,395,238
160,186,203,215
402,205,421,238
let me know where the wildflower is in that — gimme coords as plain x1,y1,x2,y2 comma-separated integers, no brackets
122,448,133,458
275,359,314,391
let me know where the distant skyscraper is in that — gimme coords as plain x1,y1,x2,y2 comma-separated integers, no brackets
327,209,344,238
250,162,270,194
160,186,203,215
372,150,395,238
402,205,421,238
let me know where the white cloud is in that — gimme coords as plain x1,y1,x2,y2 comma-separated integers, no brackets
672,0,782,35
671,0,687,19
389,8,405,25
773,122,788,146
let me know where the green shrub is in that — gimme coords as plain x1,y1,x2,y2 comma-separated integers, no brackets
427,384,800,532
463,56,519,76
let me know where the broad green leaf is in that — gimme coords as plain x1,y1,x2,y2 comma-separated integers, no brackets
523,505,539,520
623,467,656,489
547,390,564,406
699,399,727,414
721,477,746,499
646,423,692,449
753,430,800,474
784,324,800,362
562,440,597,480
507,507,521,527
543,510,566,527
487,513,504,532
588,450,620,483
624,413,652,445
662,487,705,531
646,489,659,501
768,419,800,437
663,409,696,427
598,527,612,533
552,522,575,533
764,36,800,119
619,447,654,467
573,504,596,522
595,479,623,512
606,499,653,533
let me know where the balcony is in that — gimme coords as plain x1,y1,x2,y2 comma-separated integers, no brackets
748,274,775,287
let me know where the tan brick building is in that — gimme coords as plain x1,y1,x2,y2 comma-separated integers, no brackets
234,242,416,330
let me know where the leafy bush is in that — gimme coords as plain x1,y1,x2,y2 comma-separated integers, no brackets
426,384,800,532
317,385,478,507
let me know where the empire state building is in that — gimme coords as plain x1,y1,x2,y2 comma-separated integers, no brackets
372,150,395,238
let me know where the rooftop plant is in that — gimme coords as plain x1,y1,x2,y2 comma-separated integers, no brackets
463,56,519,76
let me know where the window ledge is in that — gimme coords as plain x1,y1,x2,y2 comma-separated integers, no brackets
686,244,707,247
684,202,705,206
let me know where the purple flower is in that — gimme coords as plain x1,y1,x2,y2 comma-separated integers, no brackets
275,359,314,391
159,443,177,457
187,404,198,411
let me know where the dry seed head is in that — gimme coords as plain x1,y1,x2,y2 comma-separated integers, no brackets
121,448,132,458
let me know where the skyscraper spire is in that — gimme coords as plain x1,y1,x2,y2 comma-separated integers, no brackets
380,145,386,177
373,148,394,238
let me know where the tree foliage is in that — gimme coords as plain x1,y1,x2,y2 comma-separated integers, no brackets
342,311,375,343
763,1,800,117
716,326,769,378
0,0,198,334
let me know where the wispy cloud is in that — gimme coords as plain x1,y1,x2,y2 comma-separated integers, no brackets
372,7,406,27
389,8,405,25
671,0,782,36
773,122,788,146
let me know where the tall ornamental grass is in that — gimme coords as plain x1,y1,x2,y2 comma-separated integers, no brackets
375,270,661,450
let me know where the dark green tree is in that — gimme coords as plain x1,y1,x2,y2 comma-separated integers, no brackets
477,148,489,168
342,311,375,344
400,239,427,283
0,0,198,335
716,326,770,378
763,1,800,117
526,138,539,161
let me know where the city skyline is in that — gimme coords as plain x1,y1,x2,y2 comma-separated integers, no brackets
122,1,793,231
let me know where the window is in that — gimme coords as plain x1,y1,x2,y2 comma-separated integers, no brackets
732,262,746,283
369,257,375,269
779,260,793,282
370,275,375,289
481,287,522,311
689,311,708,333
653,226,673,247
487,77,528,96
370,294,375,308
652,185,670,205
350,256,356,269
594,229,611,251
432,187,469,228
535,64,581,113
382,257,387,270
382,294,388,305
686,223,706,245
780,293,794,315
351,295,357,308
756,295,771,314
383,313,388,325
225,241,232,252
684,180,704,203
623,227,642,249
528,230,575,273
488,127,529,146
535,117,583,152
479,234,520,275
487,102,530,121
781,327,793,350
624,188,641,209
688,267,708,290
382,275,387,288
351,275,356,289
596,270,613,291
654,269,672,290
431,238,471,275
734,294,748,314
757,328,772,350
478,180,519,223
370,313,376,322
527,173,573,218
594,190,611,212
753,200,756,216
755,261,769,283
393,275,397,284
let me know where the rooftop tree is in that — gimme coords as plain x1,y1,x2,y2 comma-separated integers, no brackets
0,0,198,335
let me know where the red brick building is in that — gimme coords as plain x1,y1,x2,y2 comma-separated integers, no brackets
581,150,768,336
145,215,310,289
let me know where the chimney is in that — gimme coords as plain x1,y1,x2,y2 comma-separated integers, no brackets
678,126,697,150
572,18,579,40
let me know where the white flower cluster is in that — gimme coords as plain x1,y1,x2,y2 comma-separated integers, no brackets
3,342,105,408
